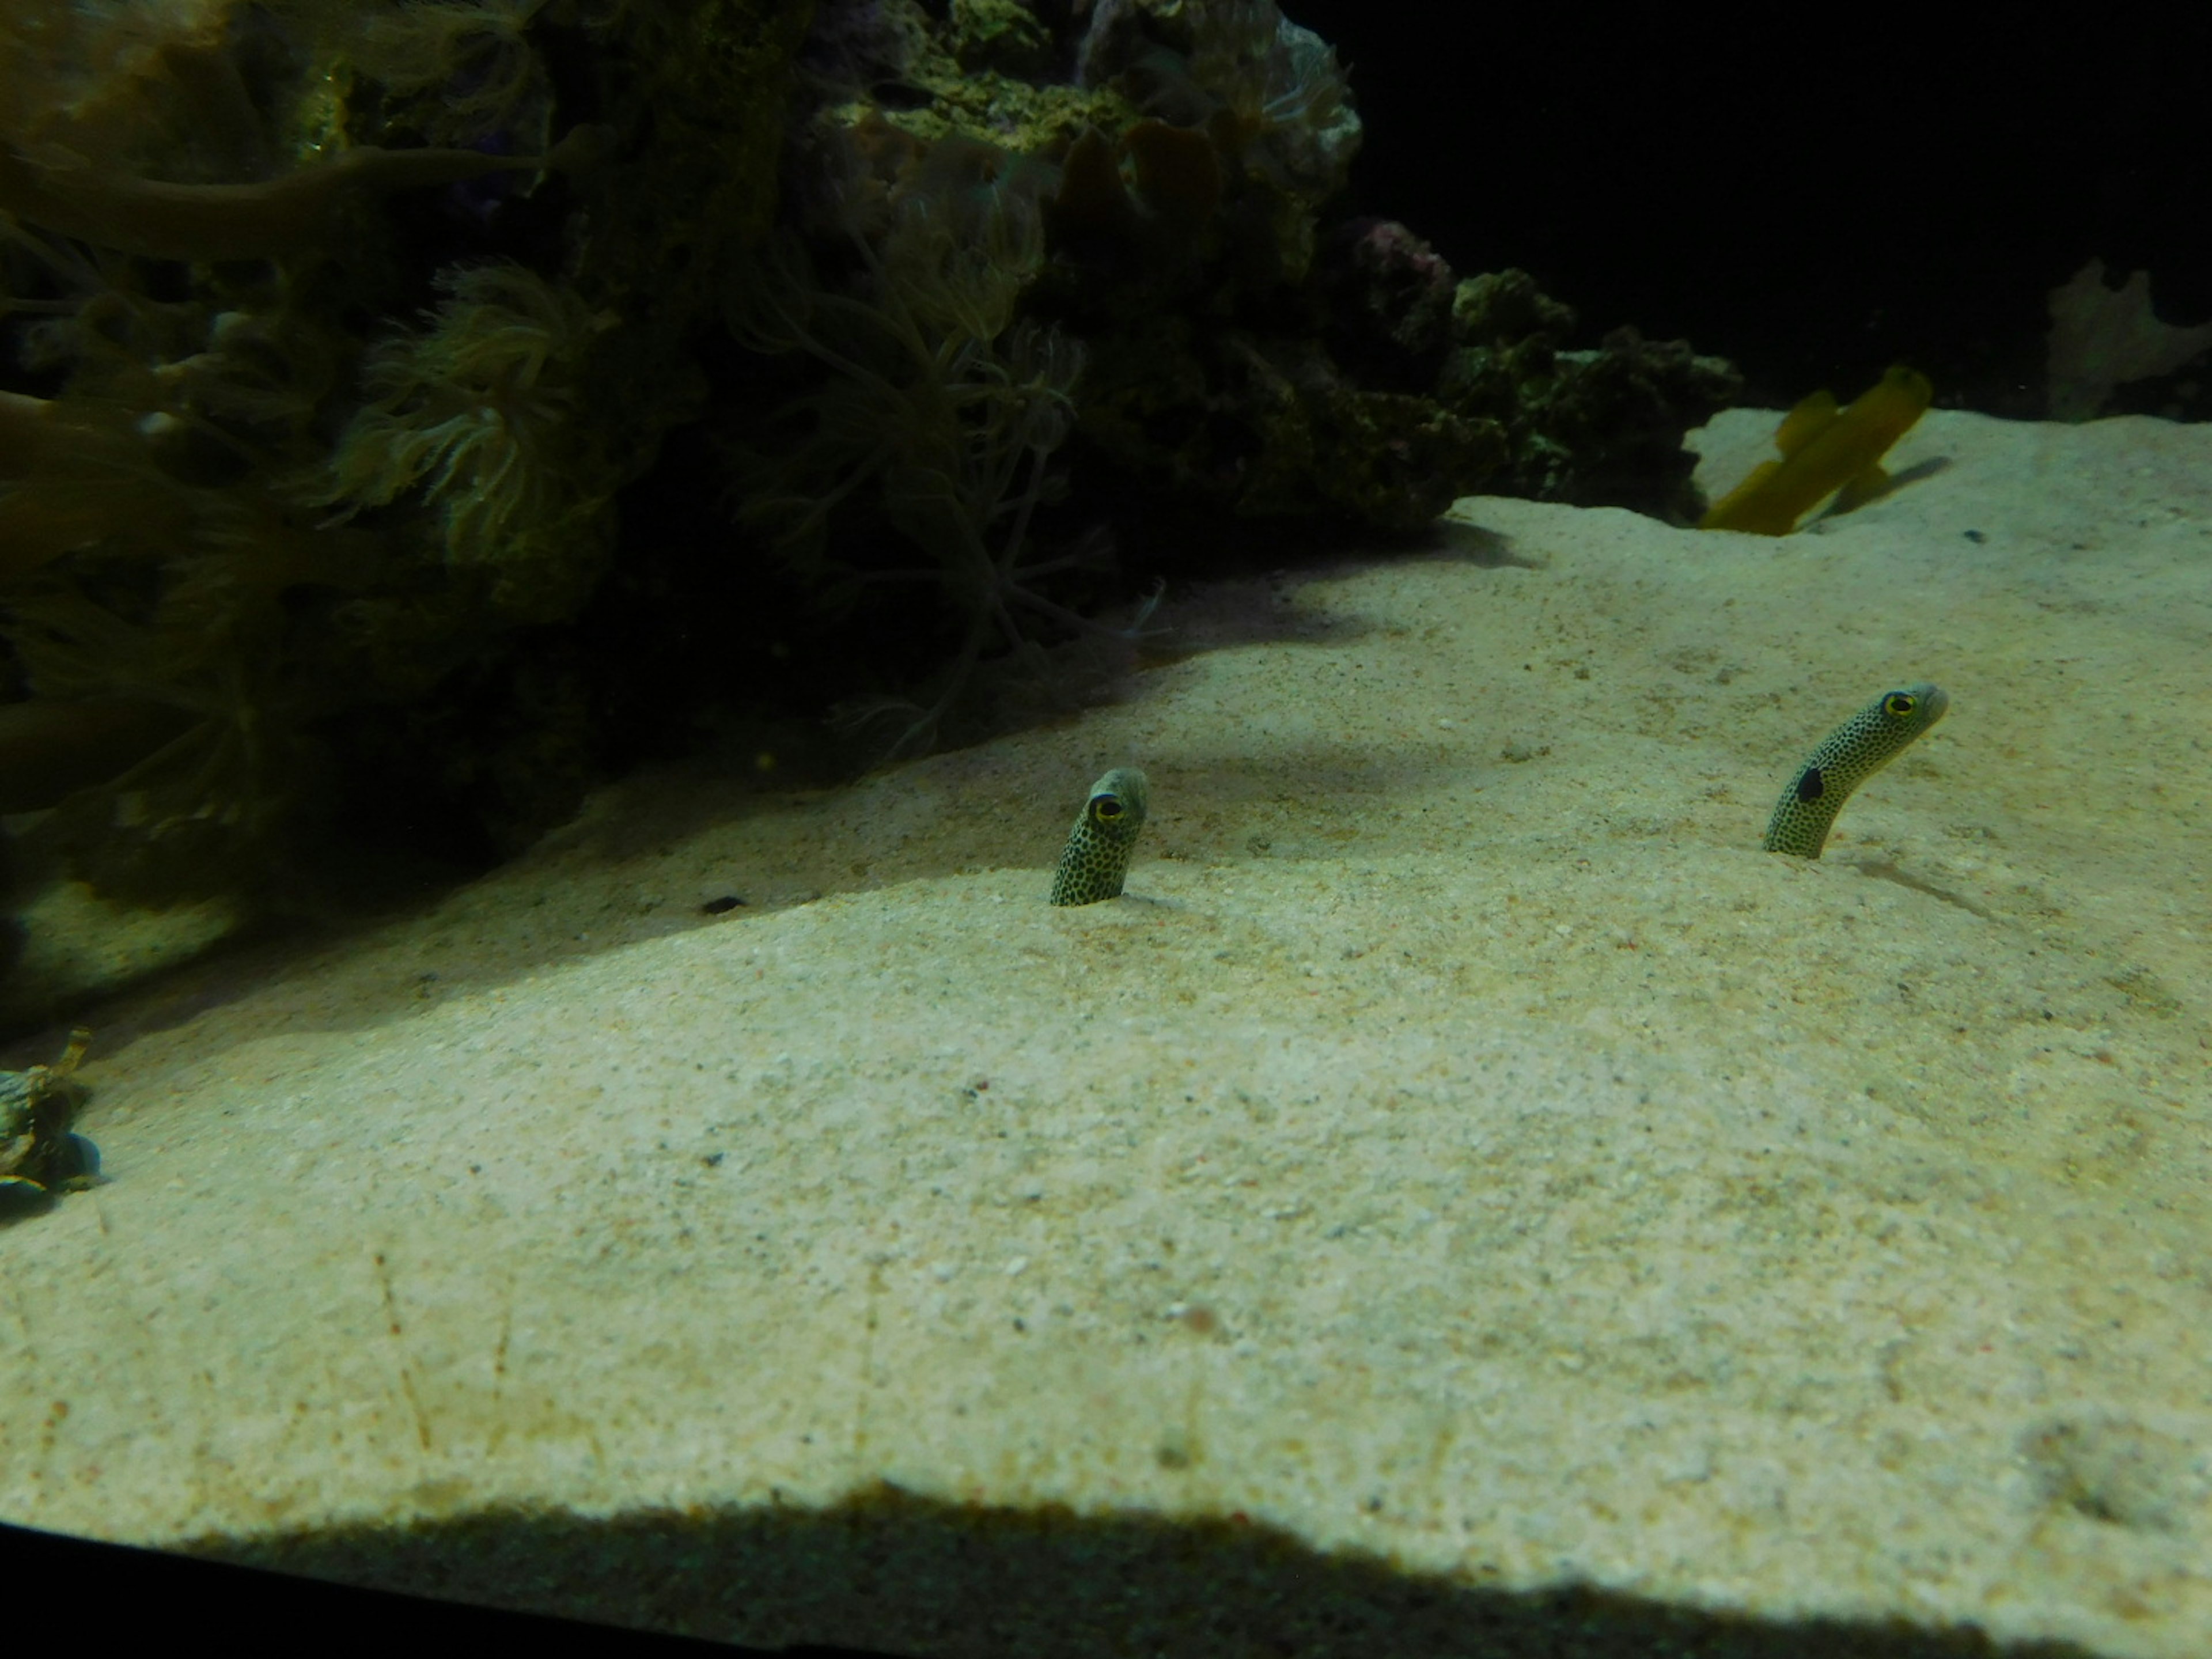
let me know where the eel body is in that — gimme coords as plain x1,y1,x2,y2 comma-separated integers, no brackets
1764,684,1948,857
1050,768,1149,905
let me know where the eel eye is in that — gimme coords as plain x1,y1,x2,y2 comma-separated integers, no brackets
1093,797,1123,821
1884,692,1918,717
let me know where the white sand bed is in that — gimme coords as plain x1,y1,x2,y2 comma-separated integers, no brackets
3,407,2207,1656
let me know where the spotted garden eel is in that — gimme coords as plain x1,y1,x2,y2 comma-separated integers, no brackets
1764,683,1948,857
1050,768,1150,905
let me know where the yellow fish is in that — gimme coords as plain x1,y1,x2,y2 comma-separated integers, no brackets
1700,365,1932,535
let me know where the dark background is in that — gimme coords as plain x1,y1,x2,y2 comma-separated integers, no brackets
1287,5,2212,412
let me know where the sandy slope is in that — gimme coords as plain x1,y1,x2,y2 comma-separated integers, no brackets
3,407,2207,1656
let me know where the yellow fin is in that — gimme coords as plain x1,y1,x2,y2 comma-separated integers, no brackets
1831,462,1892,515
1771,390,1839,457
1696,460,1785,532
